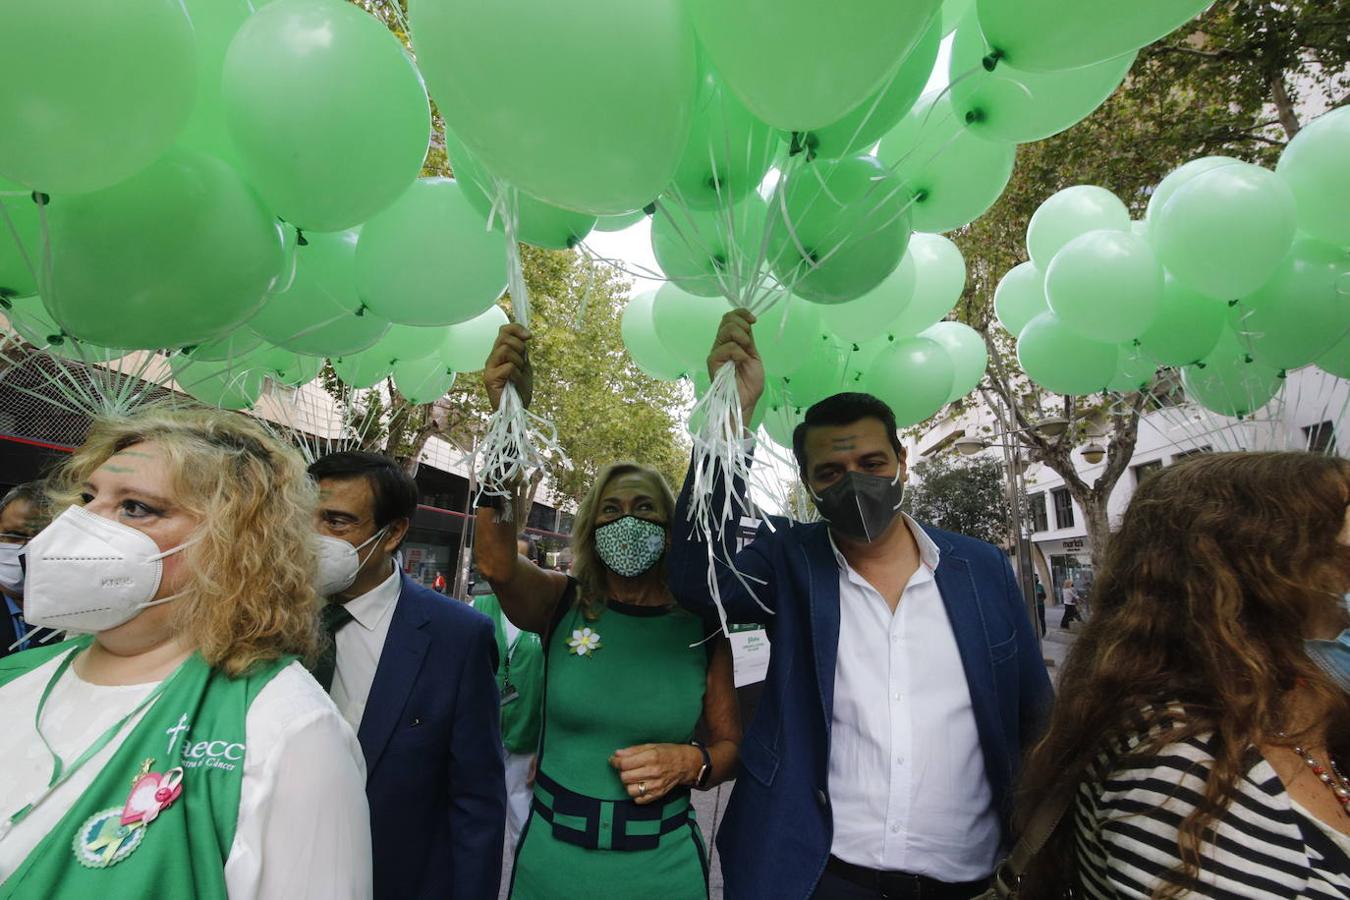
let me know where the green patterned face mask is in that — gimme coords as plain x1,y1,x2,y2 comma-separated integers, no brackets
593,515,667,578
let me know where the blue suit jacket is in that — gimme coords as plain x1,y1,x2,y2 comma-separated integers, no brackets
361,575,506,899
670,465,1053,900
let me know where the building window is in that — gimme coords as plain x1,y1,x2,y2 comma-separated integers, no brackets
1027,492,1048,533
1172,446,1212,460
1052,488,1074,530
1133,459,1163,485
1304,421,1337,454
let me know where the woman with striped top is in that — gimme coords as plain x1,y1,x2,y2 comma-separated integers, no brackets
1014,452,1350,899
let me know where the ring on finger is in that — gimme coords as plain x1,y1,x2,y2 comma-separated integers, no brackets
638,782,647,798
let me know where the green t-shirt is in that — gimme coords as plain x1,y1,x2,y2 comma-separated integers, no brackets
474,594,546,755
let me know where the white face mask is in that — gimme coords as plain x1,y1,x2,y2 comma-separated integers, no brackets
0,542,26,597
314,527,388,597
23,506,198,633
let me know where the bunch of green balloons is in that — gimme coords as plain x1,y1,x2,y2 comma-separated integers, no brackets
998,105,1350,417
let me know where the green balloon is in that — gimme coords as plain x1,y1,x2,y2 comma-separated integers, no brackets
783,335,849,408
686,0,942,130
595,210,649,233
621,290,687,380
760,380,805,449
362,324,447,366
443,129,596,250
1137,274,1225,366
669,73,780,210
865,336,955,427
0,181,40,299
993,262,1047,336
1026,185,1130,270
921,321,987,403
651,196,767,299
393,355,456,405
412,0,696,215
355,178,507,328
941,0,975,36
1152,162,1297,301
46,149,282,350
1107,343,1157,393
950,17,1133,144
251,229,391,357
842,336,891,388
885,234,966,336
650,283,730,370
1045,230,1162,343
1316,335,1350,380
177,0,253,168
975,0,1211,72
821,252,917,342
1145,156,1241,224
223,0,430,231
1017,311,1117,395
331,351,393,390
0,0,196,194
768,155,912,305
439,305,508,373
1233,239,1350,370
254,345,323,387
1276,105,1350,247
877,92,1017,234
756,294,824,379
171,352,267,410
804,15,942,159
1181,347,1283,418
3,295,127,362
187,330,264,362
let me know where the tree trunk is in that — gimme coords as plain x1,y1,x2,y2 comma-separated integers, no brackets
1270,74,1301,139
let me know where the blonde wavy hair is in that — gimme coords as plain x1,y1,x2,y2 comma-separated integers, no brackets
570,462,676,620
48,405,321,676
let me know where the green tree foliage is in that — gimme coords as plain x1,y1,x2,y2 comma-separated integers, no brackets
903,455,1011,547
950,0,1349,565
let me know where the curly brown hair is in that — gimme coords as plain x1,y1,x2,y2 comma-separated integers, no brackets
48,405,322,676
1015,451,1350,899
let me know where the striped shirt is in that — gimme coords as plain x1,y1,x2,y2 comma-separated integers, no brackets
1074,712,1350,899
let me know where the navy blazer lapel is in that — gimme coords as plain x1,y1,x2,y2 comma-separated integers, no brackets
358,575,432,775
801,525,841,733
929,537,1011,772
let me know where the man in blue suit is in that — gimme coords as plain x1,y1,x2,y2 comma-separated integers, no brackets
310,452,506,899
670,312,1052,900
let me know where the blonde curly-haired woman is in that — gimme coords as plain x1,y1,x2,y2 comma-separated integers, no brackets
0,407,371,899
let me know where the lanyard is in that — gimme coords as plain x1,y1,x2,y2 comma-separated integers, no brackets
502,623,524,687
7,648,175,829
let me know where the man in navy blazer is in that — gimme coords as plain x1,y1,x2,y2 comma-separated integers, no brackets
670,313,1053,900
310,452,506,899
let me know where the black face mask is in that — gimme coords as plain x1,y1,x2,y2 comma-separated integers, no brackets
810,470,904,544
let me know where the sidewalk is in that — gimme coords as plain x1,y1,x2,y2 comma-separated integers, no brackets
1040,615,1083,683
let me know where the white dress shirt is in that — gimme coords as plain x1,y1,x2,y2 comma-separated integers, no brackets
0,654,371,898
827,515,1001,881
330,563,402,732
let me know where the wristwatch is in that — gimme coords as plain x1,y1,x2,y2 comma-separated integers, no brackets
690,740,712,789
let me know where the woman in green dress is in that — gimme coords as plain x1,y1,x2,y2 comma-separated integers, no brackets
475,325,742,900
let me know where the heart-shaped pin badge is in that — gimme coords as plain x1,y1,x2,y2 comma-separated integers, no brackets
120,768,184,826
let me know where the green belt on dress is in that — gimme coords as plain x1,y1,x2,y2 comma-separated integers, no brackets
532,769,693,852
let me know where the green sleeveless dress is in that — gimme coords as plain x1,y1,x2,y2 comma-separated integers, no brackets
509,586,712,899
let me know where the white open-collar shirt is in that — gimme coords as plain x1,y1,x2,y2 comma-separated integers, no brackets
827,514,1001,881
330,561,402,733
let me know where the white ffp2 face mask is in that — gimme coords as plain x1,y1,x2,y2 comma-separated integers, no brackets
314,527,388,597
23,506,198,633
0,542,26,597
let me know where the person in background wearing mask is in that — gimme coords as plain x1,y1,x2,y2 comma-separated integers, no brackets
0,482,53,658
308,451,505,900
669,311,1053,900
473,536,547,851
476,325,741,899
0,407,370,897
1014,452,1349,897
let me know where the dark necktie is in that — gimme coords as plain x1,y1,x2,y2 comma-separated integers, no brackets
313,602,355,693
